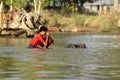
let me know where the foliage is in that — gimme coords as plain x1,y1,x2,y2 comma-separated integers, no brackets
41,10,120,32
73,14,87,26
97,13,119,32
0,0,27,9
0,0,119,33
0,0,96,13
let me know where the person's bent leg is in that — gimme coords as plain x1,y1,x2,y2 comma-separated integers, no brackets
39,37,54,48
46,37,54,48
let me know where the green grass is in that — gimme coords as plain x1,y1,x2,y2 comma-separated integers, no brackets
40,11,120,33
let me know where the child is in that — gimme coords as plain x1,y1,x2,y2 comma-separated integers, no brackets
28,26,54,48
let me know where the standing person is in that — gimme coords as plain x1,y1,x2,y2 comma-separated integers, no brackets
28,26,54,48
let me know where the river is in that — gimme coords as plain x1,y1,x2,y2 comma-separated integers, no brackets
0,32,120,80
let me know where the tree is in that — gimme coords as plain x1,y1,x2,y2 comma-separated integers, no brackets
57,0,94,12
0,0,28,11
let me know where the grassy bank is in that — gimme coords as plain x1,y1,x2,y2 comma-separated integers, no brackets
41,10,120,33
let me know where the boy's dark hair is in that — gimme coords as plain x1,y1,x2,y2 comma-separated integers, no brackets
39,26,48,32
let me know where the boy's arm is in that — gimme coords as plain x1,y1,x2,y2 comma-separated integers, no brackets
43,32,50,48
45,32,49,43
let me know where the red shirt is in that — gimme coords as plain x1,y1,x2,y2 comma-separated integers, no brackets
29,34,45,47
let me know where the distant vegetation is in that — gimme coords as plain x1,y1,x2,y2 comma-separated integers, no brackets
41,10,120,33
1,0,120,33
1,0,95,12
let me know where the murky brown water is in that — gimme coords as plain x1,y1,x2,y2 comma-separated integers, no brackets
0,33,120,80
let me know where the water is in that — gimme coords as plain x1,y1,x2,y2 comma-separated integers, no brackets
0,33,120,80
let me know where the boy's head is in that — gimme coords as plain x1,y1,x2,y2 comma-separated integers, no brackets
39,26,48,32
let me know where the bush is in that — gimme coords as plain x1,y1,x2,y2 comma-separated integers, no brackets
41,10,119,33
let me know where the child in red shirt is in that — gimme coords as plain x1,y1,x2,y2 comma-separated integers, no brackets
28,26,54,48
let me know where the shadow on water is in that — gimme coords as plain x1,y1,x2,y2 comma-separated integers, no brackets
0,33,120,80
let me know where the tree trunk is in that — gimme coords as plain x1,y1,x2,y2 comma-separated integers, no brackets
0,2,3,28
98,0,102,14
38,0,41,14
10,0,13,11
34,0,37,13
114,0,118,11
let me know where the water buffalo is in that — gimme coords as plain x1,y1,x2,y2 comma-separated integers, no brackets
65,43,86,48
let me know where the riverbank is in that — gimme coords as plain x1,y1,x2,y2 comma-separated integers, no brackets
41,10,120,33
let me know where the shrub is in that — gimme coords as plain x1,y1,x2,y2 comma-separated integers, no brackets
41,10,119,33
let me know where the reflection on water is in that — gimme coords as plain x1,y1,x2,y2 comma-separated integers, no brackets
0,33,120,80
